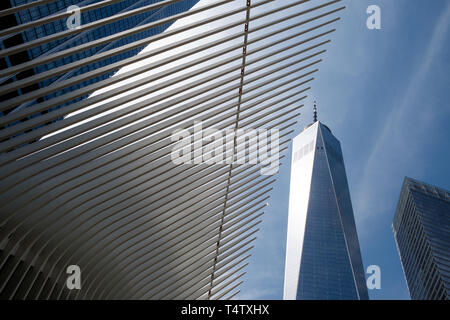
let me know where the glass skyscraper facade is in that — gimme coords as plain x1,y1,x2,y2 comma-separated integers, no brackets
284,121,368,300
0,0,199,139
393,177,450,300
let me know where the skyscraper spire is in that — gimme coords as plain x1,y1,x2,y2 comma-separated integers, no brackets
313,100,318,123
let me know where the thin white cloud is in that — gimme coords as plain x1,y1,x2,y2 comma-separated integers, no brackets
238,287,278,300
356,1,450,224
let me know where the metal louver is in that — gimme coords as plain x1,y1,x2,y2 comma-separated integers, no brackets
0,0,344,299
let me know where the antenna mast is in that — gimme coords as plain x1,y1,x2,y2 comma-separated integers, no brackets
313,100,318,123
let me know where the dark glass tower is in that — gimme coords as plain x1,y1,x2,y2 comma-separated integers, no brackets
393,177,450,300
284,121,368,300
0,0,199,136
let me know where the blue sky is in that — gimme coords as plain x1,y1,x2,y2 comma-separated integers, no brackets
240,0,450,300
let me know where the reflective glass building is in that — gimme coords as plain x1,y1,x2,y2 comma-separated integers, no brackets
393,177,450,300
284,121,368,300
0,0,199,137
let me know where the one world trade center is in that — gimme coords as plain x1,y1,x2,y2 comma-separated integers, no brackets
283,109,369,300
